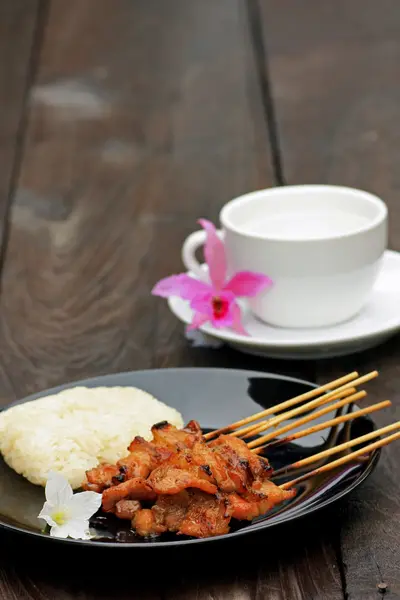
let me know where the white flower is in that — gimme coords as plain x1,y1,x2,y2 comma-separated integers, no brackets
38,471,102,539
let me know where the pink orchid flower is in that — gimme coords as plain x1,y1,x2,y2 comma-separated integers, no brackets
152,219,272,335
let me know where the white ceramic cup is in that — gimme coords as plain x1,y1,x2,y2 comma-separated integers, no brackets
182,185,388,329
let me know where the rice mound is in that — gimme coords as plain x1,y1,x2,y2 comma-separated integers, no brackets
0,386,183,489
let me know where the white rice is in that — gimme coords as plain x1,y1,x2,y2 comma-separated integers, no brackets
0,386,183,489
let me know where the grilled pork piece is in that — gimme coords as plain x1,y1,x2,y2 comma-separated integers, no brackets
210,435,272,482
102,477,156,512
118,436,171,479
148,465,218,495
178,490,231,538
133,508,167,537
188,442,240,493
82,421,204,495
114,499,141,520
152,491,189,532
150,420,203,451
83,464,120,492
83,437,172,491
227,480,295,520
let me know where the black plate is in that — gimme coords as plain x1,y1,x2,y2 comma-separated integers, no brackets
0,368,380,548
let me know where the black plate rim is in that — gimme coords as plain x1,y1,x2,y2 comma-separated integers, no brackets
0,367,381,549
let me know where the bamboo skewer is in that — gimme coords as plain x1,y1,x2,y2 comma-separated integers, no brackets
266,371,378,429
280,430,400,490
234,387,356,440
247,390,369,449
251,400,391,454
273,421,400,476
204,371,360,440
204,368,399,518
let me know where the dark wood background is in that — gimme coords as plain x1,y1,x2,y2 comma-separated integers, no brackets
0,1,399,598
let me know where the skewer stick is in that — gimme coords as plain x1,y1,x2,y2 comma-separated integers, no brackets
280,430,400,490
273,421,400,476
247,390,368,449
234,387,356,439
267,371,378,429
251,400,391,454
203,371,360,440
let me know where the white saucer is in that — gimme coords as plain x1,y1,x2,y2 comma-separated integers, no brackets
168,250,400,360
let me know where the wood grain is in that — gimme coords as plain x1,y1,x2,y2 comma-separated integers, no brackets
316,348,400,600
0,515,343,600
0,0,272,402
262,0,400,597
0,0,39,259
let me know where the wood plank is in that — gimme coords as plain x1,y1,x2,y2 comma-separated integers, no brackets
0,0,39,258
1,514,343,600
0,0,275,402
261,1,400,597
313,349,400,600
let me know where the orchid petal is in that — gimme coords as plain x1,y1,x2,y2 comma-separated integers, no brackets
45,471,73,506
224,271,273,298
187,312,210,331
69,491,102,520
190,290,236,319
211,311,234,329
210,290,236,329
190,292,214,317
151,274,210,301
198,219,227,290
231,302,249,336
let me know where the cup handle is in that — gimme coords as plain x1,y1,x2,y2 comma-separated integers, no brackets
182,229,224,280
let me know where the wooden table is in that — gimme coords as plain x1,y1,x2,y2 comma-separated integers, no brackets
0,1,399,598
